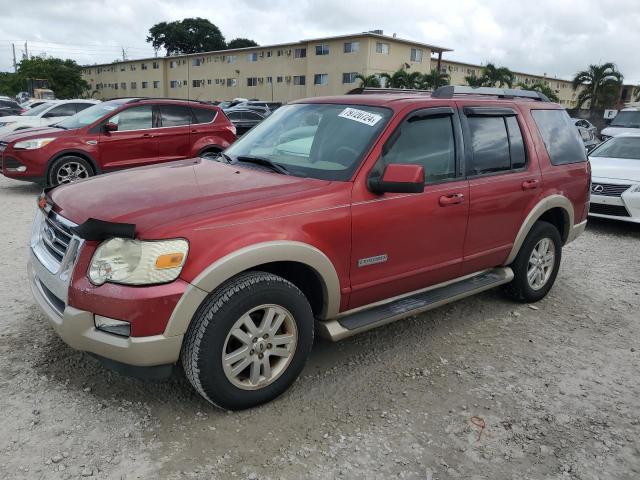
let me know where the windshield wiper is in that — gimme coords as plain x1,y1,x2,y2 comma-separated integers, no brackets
235,155,290,175
53,125,67,130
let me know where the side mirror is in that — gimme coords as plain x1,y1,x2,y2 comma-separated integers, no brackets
103,122,118,133
368,164,424,194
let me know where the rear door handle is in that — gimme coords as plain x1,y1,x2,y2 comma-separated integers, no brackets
522,179,540,190
439,193,465,206
142,133,155,138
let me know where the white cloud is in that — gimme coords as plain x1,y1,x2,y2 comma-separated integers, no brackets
0,0,638,83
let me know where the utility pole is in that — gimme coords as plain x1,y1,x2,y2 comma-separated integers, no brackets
122,48,126,61
12,43,17,71
24,41,28,60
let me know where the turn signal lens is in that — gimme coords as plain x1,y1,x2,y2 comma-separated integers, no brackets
155,253,185,269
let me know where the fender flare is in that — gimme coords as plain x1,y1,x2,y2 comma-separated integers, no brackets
47,149,102,175
163,240,341,337
503,194,574,265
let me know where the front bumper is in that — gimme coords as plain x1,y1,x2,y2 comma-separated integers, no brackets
588,180,640,223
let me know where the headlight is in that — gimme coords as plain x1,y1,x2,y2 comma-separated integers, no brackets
88,238,188,286
632,184,640,193
13,137,56,150
0,121,16,127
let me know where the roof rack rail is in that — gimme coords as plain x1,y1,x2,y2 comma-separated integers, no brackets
347,87,433,95
431,85,550,102
125,97,212,105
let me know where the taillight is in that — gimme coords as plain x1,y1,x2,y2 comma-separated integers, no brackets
226,123,236,136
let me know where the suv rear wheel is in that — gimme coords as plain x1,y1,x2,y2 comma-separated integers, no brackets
181,271,314,410
48,156,94,186
505,221,562,302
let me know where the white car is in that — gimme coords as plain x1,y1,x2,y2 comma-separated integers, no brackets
19,99,51,110
600,107,640,140
588,132,640,223
0,99,100,137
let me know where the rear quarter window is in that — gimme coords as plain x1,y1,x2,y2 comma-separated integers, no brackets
193,107,217,124
531,109,587,165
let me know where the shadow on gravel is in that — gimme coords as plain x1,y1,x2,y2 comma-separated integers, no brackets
586,217,640,238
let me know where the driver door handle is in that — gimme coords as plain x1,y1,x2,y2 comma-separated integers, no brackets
522,179,540,190
439,193,465,206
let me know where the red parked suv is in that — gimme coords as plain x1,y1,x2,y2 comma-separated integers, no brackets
0,98,236,186
28,86,590,409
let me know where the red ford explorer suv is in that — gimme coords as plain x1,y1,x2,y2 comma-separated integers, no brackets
28,86,590,410
1,98,236,186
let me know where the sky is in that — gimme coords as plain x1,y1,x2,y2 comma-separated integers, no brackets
0,0,638,83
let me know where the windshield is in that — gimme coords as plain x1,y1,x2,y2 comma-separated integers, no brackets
590,136,640,160
224,103,392,180
21,102,54,117
55,102,121,130
610,111,640,128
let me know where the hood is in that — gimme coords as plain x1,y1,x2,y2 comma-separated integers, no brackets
0,115,22,123
2,126,69,143
589,156,640,183
50,158,332,236
601,126,640,137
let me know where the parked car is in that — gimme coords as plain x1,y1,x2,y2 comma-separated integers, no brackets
20,99,51,110
577,126,599,151
588,132,640,222
572,117,598,138
600,106,640,140
224,108,266,135
28,86,589,410
0,98,235,185
0,99,24,117
235,100,282,112
0,100,100,137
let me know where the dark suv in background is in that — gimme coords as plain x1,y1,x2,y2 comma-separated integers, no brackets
0,98,236,186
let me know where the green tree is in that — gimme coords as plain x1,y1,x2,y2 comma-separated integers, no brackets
421,69,450,89
481,63,515,88
572,63,623,111
464,74,489,87
379,68,412,88
354,74,381,88
632,85,640,102
2,56,89,98
516,81,560,102
147,18,226,55
226,38,258,49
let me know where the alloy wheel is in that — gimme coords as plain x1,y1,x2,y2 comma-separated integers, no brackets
56,162,90,184
527,238,556,290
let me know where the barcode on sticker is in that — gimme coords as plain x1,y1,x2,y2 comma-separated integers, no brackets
338,107,383,126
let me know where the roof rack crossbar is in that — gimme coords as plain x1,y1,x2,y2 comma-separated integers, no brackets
347,87,433,95
431,85,550,102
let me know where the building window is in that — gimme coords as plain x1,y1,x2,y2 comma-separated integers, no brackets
314,73,328,85
120,82,127,89
247,77,258,87
294,48,307,59
277,76,283,83
266,50,273,58
410,48,423,62
153,81,160,88
376,42,390,54
344,41,359,53
183,80,187,86
170,80,179,88
293,75,306,86
226,78,237,87
247,52,258,62
153,61,159,69
315,44,329,56
277,49,284,57
342,72,358,84
131,82,137,89
192,58,202,66
141,63,147,70
207,79,212,85
192,79,203,88
130,64,136,71
226,55,236,64
141,81,148,89
120,66,125,72
169,60,177,68
266,76,273,84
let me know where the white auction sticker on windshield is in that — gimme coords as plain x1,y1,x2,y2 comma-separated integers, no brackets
338,107,383,126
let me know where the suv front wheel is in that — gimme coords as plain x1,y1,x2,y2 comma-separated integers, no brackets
505,221,562,302
181,271,314,410
48,156,94,186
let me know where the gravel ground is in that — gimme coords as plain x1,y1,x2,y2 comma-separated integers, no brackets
1,174,639,480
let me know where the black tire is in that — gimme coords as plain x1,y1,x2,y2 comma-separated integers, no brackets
504,221,562,303
199,149,221,160
47,156,94,187
181,271,314,410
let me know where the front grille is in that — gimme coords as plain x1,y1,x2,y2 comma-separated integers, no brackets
591,183,631,197
589,203,631,217
41,213,73,262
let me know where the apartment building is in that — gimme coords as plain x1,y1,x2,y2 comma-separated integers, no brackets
432,59,580,108
82,31,451,102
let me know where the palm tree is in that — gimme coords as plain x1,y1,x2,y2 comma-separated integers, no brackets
517,82,559,103
572,63,623,111
421,69,450,89
354,74,381,88
633,86,640,102
481,63,515,88
464,74,488,87
379,69,411,88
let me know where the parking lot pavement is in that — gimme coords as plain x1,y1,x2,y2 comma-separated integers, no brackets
0,174,639,479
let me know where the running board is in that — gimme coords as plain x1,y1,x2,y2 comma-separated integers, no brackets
317,267,513,341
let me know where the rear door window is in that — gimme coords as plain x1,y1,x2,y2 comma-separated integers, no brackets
45,103,77,118
192,107,217,124
73,103,93,113
531,109,587,165
159,105,193,127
